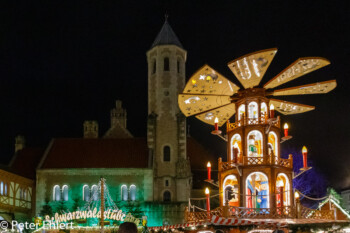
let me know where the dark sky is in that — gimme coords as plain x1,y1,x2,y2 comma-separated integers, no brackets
0,1,349,189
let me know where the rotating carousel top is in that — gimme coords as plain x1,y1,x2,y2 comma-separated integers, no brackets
178,48,336,127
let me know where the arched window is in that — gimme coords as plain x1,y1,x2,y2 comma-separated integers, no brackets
230,134,242,162
163,146,170,162
238,104,245,122
129,185,136,201
246,172,269,208
91,185,98,201
4,183,7,196
248,102,258,119
152,59,156,74
53,185,60,201
268,132,278,159
261,102,268,118
164,57,169,71
247,130,263,157
0,182,3,195
163,191,171,202
276,173,290,207
223,175,239,206
177,60,180,73
121,185,128,201
62,185,68,201
83,185,90,201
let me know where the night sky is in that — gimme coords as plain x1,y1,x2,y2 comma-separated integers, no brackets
0,1,349,189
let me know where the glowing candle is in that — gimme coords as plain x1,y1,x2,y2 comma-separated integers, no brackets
270,104,275,118
207,162,211,180
302,146,308,168
214,117,219,131
294,191,300,199
284,123,289,137
205,188,210,213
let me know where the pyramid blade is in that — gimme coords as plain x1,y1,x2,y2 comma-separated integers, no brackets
195,103,236,126
227,48,278,89
272,80,337,96
264,57,330,89
269,98,315,115
178,94,232,117
183,64,239,96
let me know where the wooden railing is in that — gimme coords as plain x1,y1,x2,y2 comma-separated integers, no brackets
227,116,280,132
185,206,295,222
227,206,295,219
219,155,293,171
243,156,265,165
185,210,209,223
185,205,334,223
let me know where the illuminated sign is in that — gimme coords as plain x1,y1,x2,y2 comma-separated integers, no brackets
45,208,141,225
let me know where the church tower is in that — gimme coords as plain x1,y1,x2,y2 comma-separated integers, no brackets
147,19,191,202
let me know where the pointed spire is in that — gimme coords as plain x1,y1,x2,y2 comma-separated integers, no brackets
151,17,183,49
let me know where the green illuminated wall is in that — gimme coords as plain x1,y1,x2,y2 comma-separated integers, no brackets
36,168,186,226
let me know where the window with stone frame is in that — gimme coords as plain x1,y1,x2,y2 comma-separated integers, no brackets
62,185,69,201
53,185,60,201
163,146,171,162
83,185,90,201
129,185,136,201
121,185,128,201
164,57,170,71
91,185,98,201
163,191,171,202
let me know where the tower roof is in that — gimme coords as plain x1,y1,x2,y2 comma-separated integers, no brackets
151,20,183,49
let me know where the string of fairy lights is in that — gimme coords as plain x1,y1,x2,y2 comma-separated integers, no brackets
82,178,119,212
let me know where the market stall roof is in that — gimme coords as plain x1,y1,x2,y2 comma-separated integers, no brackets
317,196,350,220
148,216,350,230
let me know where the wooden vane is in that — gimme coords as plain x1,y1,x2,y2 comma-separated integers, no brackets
195,103,236,127
264,57,330,89
178,48,335,126
183,64,239,95
228,48,277,89
269,99,315,115
271,80,337,96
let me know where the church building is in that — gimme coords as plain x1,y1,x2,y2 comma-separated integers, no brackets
6,19,216,227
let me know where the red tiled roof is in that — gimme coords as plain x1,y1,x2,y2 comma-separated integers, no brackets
40,138,149,169
10,147,45,179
